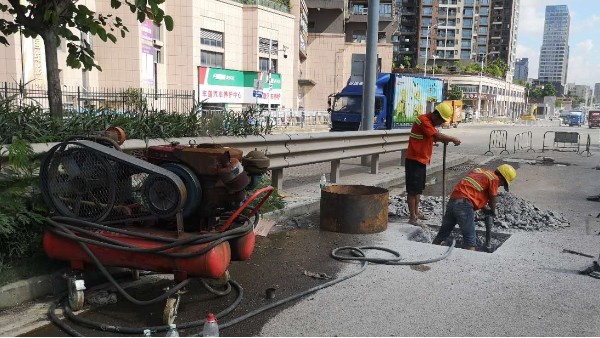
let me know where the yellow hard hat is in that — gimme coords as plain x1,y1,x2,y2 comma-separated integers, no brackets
435,103,453,122
496,164,516,191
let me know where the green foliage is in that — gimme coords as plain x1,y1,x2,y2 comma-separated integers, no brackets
402,56,412,68
542,83,557,97
484,58,509,78
246,176,285,214
464,61,482,74
526,83,557,100
453,61,464,72
447,85,463,100
0,139,47,260
514,79,527,86
0,95,274,144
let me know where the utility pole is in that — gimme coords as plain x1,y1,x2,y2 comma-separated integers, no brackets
361,0,379,132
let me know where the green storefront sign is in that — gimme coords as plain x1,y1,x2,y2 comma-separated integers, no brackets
198,66,282,104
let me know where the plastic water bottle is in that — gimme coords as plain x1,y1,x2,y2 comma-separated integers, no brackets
319,174,327,189
202,313,219,337
165,324,179,337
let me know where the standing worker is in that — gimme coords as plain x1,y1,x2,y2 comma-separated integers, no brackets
405,102,461,226
432,164,517,250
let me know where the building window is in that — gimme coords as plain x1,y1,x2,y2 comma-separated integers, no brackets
259,37,278,54
201,29,224,48
153,23,162,41
353,31,366,43
380,4,392,16
201,50,224,68
259,57,277,73
352,4,366,15
155,49,163,64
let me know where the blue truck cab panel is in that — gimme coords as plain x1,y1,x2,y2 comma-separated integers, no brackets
329,73,443,131
568,111,584,127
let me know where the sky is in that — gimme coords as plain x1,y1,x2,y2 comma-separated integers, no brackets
516,0,600,87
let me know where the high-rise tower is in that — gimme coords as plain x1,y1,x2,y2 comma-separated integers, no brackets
538,5,570,86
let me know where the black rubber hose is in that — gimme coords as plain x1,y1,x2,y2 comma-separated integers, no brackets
47,220,454,336
49,216,251,248
48,299,83,337
45,217,252,258
55,280,245,335
331,239,456,265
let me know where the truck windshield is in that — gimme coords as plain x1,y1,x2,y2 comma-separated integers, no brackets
333,96,362,113
333,96,383,115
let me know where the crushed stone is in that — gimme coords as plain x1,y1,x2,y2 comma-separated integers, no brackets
389,192,570,231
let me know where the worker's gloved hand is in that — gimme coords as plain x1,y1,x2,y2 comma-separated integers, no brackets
482,208,496,217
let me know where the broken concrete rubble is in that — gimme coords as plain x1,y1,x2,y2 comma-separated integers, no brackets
389,192,570,231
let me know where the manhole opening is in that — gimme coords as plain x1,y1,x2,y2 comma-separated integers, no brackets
504,157,572,167
408,225,512,253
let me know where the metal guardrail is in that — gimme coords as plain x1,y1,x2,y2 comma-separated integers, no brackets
513,131,535,154
579,134,592,157
542,131,580,153
2,130,411,191
484,130,509,155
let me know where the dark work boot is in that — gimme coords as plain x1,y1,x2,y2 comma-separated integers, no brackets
463,246,478,251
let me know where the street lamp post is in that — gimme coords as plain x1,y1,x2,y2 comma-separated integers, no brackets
267,39,288,113
423,24,436,77
432,55,440,76
472,52,488,119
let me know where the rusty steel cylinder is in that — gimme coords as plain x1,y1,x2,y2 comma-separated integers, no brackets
320,185,389,234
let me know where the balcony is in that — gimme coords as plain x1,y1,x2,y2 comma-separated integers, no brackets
397,28,417,35
348,8,394,22
306,0,346,10
230,0,290,13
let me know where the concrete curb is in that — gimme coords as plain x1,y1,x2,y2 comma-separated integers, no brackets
0,268,130,310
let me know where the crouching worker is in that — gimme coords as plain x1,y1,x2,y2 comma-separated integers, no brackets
432,164,517,250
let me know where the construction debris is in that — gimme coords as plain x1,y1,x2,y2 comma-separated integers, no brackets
389,192,571,231
303,270,332,280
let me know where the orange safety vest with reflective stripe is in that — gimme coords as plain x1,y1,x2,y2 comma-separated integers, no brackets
450,168,500,210
406,113,438,165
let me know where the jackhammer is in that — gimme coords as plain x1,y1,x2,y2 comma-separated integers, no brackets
484,214,493,253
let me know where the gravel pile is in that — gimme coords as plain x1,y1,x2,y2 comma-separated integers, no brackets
389,192,570,231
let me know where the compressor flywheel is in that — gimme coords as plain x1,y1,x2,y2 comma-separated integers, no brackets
41,146,116,222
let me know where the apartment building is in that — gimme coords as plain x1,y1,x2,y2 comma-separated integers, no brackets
570,84,592,107
0,0,296,110
538,5,570,87
412,0,519,80
595,83,600,105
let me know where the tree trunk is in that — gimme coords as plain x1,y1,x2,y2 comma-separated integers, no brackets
41,31,63,121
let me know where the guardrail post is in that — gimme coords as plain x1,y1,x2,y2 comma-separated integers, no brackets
271,168,284,191
331,159,341,183
371,153,379,174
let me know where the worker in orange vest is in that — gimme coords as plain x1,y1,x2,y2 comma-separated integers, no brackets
405,102,461,226
432,164,517,250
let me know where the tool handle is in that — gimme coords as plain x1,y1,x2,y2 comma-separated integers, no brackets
442,142,448,217
485,214,493,251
